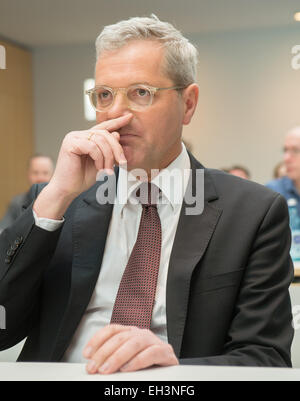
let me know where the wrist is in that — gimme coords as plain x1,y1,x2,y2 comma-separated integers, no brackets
33,182,76,220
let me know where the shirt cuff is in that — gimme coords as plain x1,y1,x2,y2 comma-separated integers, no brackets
32,210,64,232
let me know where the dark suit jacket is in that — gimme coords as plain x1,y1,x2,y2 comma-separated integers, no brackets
0,192,31,233
0,154,294,366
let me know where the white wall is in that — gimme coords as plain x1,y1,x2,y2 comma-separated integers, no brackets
33,27,300,184
33,44,96,161
184,27,300,183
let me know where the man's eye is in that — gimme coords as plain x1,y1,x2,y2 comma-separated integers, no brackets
135,88,150,97
99,91,111,99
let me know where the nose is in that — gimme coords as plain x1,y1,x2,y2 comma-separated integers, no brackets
107,90,131,120
284,150,292,163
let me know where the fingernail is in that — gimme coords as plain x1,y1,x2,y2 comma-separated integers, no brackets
87,360,97,373
83,346,93,358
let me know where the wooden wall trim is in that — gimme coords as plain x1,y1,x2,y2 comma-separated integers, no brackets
0,40,34,217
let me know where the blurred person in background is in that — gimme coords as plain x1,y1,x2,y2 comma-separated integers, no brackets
267,127,300,265
0,155,54,233
273,161,287,179
229,165,251,180
267,127,300,206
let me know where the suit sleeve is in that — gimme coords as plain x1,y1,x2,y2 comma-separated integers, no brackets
0,199,19,233
180,193,294,367
0,184,63,350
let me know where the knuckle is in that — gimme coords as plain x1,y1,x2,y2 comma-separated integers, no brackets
89,332,101,345
132,337,143,349
167,344,175,357
166,343,174,353
63,132,74,143
96,134,107,143
116,332,127,344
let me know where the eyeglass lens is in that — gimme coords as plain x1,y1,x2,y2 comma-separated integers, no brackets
92,85,153,110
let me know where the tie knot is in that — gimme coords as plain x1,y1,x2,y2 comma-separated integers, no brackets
136,182,160,207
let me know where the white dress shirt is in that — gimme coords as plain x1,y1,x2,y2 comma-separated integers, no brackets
35,144,191,363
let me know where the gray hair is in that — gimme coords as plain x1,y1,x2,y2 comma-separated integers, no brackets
286,126,300,137
95,15,199,87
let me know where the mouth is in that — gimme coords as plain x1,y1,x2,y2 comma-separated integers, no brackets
119,135,138,148
120,133,136,138
119,128,139,143
119,127,138,136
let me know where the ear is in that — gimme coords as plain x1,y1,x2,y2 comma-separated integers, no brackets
182,84,199,125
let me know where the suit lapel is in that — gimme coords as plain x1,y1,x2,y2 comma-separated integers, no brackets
166,155,222,357
52,178,116,360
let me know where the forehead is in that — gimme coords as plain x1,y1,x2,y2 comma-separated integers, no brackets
29,157,52,170
95,40,170,85
285,133,300,147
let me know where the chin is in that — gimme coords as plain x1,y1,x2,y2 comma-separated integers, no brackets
122,147,143,168
122,146,134,164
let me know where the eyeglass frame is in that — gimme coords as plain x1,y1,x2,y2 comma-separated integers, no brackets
283,147,300,156
85,83,187,112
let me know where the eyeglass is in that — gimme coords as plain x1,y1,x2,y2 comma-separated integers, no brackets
283,147,300,156
85,84,186,112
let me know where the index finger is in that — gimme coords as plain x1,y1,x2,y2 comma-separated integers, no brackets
91,114,133,133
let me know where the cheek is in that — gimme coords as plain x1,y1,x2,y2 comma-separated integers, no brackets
96,112,107,124
144,100,182,132
151,108,182,141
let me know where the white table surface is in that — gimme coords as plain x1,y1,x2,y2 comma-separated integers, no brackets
0,363,300,381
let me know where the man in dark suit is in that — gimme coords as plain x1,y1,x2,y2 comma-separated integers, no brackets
0,155,54,233
0,15,294,374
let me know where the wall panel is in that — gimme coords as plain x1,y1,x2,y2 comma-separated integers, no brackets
0,41,33,217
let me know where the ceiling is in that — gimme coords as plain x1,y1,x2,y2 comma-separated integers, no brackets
0,0,300,48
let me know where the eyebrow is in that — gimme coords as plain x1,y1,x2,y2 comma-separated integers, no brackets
94,82,154,88
283,146,300,151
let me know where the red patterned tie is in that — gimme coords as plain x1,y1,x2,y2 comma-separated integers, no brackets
110,183,162,329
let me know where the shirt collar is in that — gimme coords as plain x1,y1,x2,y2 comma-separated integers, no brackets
116,143,191,216
283,176,300,198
